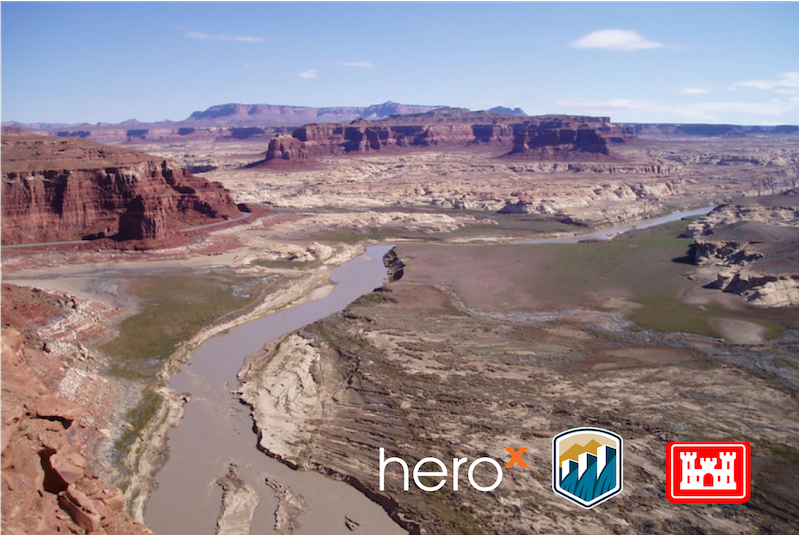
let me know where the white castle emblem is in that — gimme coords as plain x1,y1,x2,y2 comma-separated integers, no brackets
679,451,736,490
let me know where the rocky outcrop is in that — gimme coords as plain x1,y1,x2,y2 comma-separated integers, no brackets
238,333,324,463
257,111,634,164
383,248,405,282
9,105,796,144
5,102,444,142
509,116,635,158
264,135,309,161
713,271,799,308
688,191,799,307
1,319,153,535
684,196,799,239
215,465,259,535
1,133,241,246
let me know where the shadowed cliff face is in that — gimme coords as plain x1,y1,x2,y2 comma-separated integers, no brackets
1,133,241,246
258,113,635,165
511,123,609,155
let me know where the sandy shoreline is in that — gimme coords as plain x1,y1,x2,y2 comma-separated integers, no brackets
120,242,366,522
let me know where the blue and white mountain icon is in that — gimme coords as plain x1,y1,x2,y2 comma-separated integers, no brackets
553,427,623,508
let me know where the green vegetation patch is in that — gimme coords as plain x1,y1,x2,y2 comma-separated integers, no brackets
311,227,411,244
114,388,161,468
524,220,796,338
774,356,799,369
528,220,698,301
447,215,580,239
101,273,265,380
758,440,799,466
103,272,277,472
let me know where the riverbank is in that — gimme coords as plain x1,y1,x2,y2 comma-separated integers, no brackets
121,244,366,522
235,226,799,533
144,244,407,535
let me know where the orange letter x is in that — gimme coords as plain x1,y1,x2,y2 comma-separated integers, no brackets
505,447,529,468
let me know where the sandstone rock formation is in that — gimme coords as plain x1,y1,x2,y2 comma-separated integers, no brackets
1,305,153,535
6,103,796,145
263,134,310,163
215,465,259,535
509,116,634,158
1,133,241,246
3,102,444,143
256,111,633,165
688,191,799,307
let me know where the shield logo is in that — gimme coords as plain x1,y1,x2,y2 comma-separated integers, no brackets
553,427,623,509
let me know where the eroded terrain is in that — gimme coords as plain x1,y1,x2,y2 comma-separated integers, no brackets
240,224,799,534
3,126,799,534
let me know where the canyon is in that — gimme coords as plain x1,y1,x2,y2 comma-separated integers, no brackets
1,132,243,247
2,109,799,535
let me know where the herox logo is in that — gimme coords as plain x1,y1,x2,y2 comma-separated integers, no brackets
553,427,623,509
666,442,750,503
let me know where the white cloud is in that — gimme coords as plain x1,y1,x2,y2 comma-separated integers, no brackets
185,31,264,44
680,86,713,95
731,72,799,95
570,29,664,52
555,97,799,121
331,61,376,68
298,70,318,79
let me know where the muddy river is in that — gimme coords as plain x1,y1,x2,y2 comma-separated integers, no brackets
144,207,714,534
145,244,406,535
516,206,713,244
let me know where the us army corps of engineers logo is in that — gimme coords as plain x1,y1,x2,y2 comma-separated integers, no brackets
666,442,750,503
553,427,623,509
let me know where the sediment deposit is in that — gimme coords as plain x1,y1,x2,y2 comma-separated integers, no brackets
238,264,799,534
688,191,799,306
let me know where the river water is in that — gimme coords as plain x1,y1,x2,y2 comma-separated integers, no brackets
145,244,406,535
144,206,714,534
515,206,714,244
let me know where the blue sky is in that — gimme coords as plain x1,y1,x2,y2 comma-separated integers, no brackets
2,2,798,125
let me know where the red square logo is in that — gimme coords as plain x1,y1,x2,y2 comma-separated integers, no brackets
666,442,750,503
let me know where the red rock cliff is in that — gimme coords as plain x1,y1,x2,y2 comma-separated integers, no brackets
1,133,241,245
509,117,635,157
258,110,634,164
1,285,155,535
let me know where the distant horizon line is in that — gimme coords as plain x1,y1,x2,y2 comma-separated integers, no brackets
3,100,798,129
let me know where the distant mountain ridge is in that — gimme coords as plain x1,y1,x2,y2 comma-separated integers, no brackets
4,101,797,144
184,101,446,126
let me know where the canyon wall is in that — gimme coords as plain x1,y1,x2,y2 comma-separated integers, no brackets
1,133,241,246
509,117,635,158
259,111,634,164
1,284,154,535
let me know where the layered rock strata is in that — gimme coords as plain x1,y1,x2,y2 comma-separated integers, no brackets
1,285,153,535
237,279,799,534
258,112,634,164
687,192,799,306
1,133,241,245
